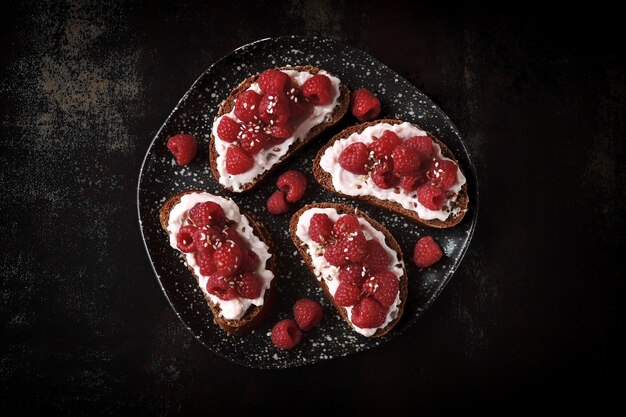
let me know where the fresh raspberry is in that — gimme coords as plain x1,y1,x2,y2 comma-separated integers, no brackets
271,319,302,349
413,236,444,268
212,240,242,276
338,263,368,286
189,201,226,228
167,134,197,165
362,271,399,308
193,226,221,254
302,74,333,105
286,86,310,119
308,213,333,243
351,296,387,329
350,88,381,122
266,190,289,215
399,173,427,193
335,230,367,263
417,184,446,210
258,92,291,126
239,125,269,155
233,90,261,124
225,145,254,175
221,226,245,250
323,241,349,267
293,298,323,331
240,249,259,273
338,142,369,175
277,170,307,203
195,250,216,276
333,215,360,238
176,225,197,253
363,239,390,273
258,69,290,94
236,272,262,299
392,143,421,176
206,274,238,300
371,161,399,189
368,130,401,161
405,135,433,160
216,116,242,143
427,159,458,190
270,123,293,140
334,282,361,307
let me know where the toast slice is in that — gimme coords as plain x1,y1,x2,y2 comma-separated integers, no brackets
209,66,350,192
313,119,469,228
160,190,277,335
289,203,408,338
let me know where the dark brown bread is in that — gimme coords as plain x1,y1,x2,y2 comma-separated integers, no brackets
313,119,469,228
289,203,408,338
209,66,350,192
160,190,277,335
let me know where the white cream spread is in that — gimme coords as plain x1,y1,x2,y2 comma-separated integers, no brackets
212,69,342,192
166,192,274,320
295,207,404,337
319,122,467,221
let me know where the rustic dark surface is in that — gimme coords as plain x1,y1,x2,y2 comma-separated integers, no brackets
1,1,624,414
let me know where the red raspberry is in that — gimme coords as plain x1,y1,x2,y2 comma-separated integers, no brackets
323,241,348,267
258,92,291,126
206,274,238,300
240,249,259,273
351,296,387,329
189,201,226,228
362,271,399,308
338,263,368,286
368,130,401,161
270,123,293,140
302,74,333,105
335,230,367,263
258,69,290,94
193,226,221,254
277,170,307,203
225,145,254,175
338,142,369,175
236,272,262,299
413,236,444,268
239,125,269,155
176,225,197,253
392,143,421,176
371,161,399,189
234,90,261,124
350,88,381,122
417,184,446,210
271,319,302,349
212,241,242,276
266,190,289,215
216,116,242,143
333,215,360,238
399,173,427,193
286,86,310,119
221,226,245,250
405,135,433,160
195,250,216,276
167,134,197,165
363,239,390,273
309,213,333,243
334,282,361,307
293,298,323,331
427,159,458,190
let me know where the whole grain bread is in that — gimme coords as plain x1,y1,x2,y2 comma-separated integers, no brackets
209,66,350,192
313,119,469,228
289,203,407,338
160,190,277,335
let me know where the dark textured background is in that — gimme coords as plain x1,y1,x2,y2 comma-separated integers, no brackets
1,1,624,414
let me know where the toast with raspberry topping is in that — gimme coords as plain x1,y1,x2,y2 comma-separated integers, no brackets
160,190,277,335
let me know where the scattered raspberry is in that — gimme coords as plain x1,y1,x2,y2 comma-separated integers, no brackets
195,250,216,276
189,202,226,228
363,239,390,273
302,74,333,105
286,87,310,119
212,241,242,276
270,123,293,140
399,173,426,193
309,213,333,243
333,215,360,238
413,236,444,268
338,263,368,286
225,145,254,175
323,241,349,267
362,271,399,308
293,298,323,331
176,225,197,253
338,142,369,175
233,90,261,124
427,159,458,190
236,272,262,299
240,249,259,273
206,274,238,300
334,282,362,307
271,319,302,349
193,226,221,254
405,135,433,160
258,69,290,94
371,161,399,189
277,170,307,203
239,125,269,155
351,296,387,329
392,143,421,176
216,116,242,143
350,88,381,122
258,92,291,126
167,134,197,165
266,190,289,215
417,184,446,210
335,230,367,263
368,130,401,161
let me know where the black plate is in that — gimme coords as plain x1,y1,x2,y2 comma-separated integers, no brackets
137,36,478,369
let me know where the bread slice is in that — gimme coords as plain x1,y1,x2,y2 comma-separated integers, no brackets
160,190,277,335
289,203,408,338
209,66,350,192
313,119,469,228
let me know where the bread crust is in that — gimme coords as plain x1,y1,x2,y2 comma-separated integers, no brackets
313,119,469,228
209,66,350,192
289,203,408,338
160,190,277,335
